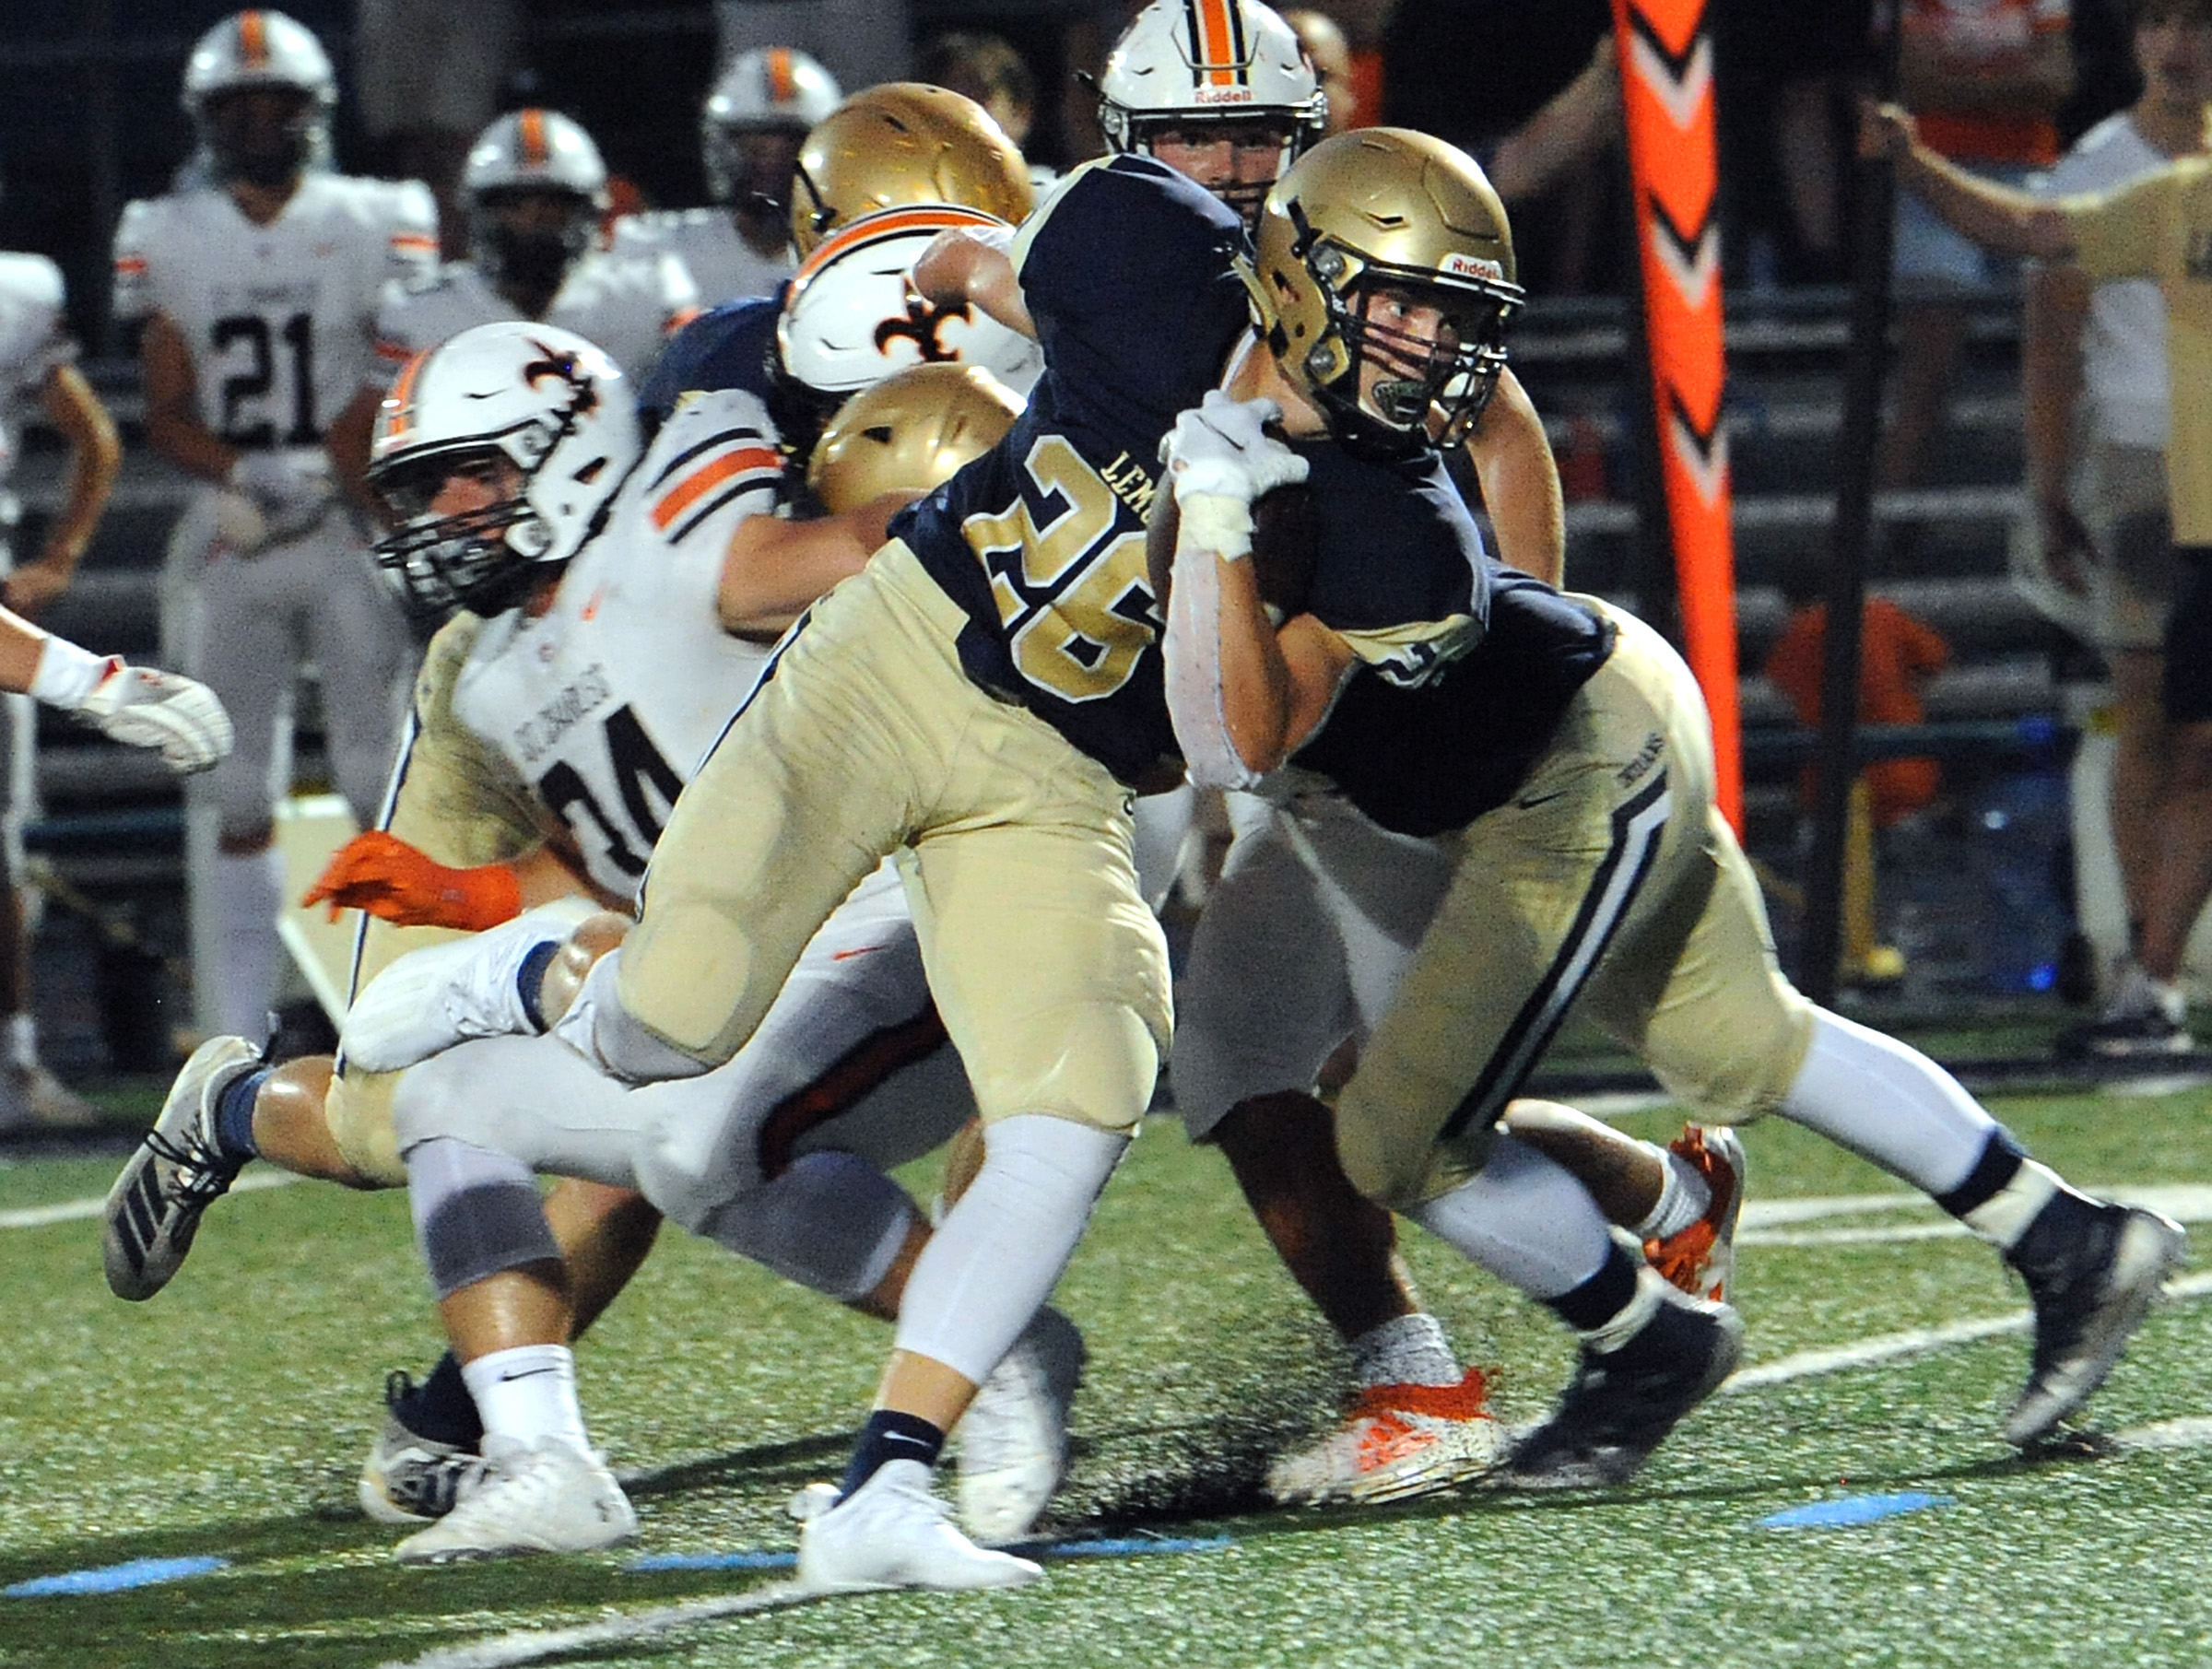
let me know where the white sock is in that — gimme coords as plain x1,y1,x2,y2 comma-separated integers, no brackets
1347,1313,1461,1389
211,848,285,1040
6,1013,33,1072
1778,1008,1998,1198
1633,1149,1711,1241
461,1344,591,1451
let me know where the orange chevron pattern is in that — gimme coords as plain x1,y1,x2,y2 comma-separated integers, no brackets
1612,0,1741,832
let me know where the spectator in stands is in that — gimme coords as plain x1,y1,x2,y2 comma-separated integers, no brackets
0,252,121,1124
1878,0,2076,497
1864,73,2212,1053
916,31,1038,152
1764,570,1951,985
2024,0,2212,1024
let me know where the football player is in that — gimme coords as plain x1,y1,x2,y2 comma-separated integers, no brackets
324,108,696,512
1157,129,2188,1487
112,8,438,1041
103,325,1068,1560
513,124,1585,1591
613,47,841,307
0,249,124,1124
1094,0,1329,231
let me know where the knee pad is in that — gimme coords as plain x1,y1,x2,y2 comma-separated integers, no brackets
405,1134,560,1299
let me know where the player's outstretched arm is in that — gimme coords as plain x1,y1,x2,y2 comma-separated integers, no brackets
716,493,912,638
1465,368,1564,587
1857,100,2076,261
912,225,1036,339
3,622,232,773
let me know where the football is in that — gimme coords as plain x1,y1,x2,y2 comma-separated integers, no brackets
1145,479,1321,619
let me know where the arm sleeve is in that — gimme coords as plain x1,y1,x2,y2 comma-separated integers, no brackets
1160,522,1272,793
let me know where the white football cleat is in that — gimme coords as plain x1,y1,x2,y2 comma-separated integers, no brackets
798,1459,1042,1593
957,1304,1086,1544
1644,1124,1747,1304
393,1436,636,1563
1265,1368,1505,1505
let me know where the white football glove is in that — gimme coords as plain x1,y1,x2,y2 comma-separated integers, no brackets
1160,391,1311,506
229,451,333,543
77,663,234,774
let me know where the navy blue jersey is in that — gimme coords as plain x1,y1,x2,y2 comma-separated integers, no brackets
896,156,1490,785
635,290,785,432
1294,570,1618,838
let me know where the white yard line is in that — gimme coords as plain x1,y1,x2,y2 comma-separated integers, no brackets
380,1583,827,1669
0,1167,300,1229
1723,1270,2212,1392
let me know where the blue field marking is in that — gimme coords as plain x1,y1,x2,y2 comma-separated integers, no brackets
1759,1492,1954,1529
6,1555,230,1597
628,1550,797,1573
625,1534,1230,1575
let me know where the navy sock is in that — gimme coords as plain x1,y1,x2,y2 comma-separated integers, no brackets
1934,1129,2027,1220
838,1409,946,1499
394,1351,485,1449
517,939,560,1031
1543,1240,1643,1336
211,1068,268,1162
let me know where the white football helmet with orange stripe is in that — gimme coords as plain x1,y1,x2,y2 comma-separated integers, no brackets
704,48,843,207
1098,0,1324,221
776,205,1043,405
366,321,640,618
180,10,336,188
464,109,610,300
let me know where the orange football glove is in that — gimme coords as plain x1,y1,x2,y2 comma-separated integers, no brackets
302,829,524,931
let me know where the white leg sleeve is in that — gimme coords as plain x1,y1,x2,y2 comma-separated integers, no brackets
698,1148,918,1302
390,1032,649,1189
1406,1134,1617,1300
892,1113,1127,1384
1777,1007,1999,1197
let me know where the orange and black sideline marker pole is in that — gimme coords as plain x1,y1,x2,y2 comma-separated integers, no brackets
1610,0,1742,833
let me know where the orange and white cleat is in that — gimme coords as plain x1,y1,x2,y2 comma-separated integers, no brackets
1265,1368,1504,1505
1643,1124,1747,1304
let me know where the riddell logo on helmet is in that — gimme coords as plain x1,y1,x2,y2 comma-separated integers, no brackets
1442,253,1504,282
1193,86,1255,105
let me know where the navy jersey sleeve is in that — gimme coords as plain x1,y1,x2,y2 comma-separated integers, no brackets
635,291,786,433
1015,157,1253,439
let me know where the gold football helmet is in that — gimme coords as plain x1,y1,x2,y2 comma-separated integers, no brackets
1246,128,1524,456
806,362,1023,513
788,83,1033,255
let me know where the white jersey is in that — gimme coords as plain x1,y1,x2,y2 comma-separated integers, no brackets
447,387,784,899
112,173,436,448
614,208,792,308
0,253,74,505
369,250,698,391
2040,114,2176,449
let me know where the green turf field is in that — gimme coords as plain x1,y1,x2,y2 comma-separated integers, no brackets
4,1087,2210,1669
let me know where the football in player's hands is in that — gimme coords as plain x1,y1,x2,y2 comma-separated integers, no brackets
1145,481,1319,620
1249,479,1321,618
